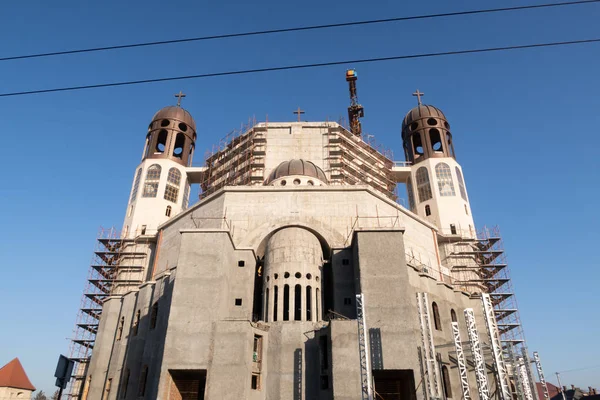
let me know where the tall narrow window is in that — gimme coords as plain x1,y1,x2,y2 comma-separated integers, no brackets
132,310,140,336
102,378,112,400
406,179,416,212
265,288,269,322
138,365,148,397
455,167,468,201
432,302,442,331
412,133,424,157
165,205,172,217
416,167,432,202
430,128,443,152
253,335,263,362
447,133,455,158
451,309,457,322
273,286,278,322
164,168,181,203
435,163,456,196
425,205,431,216
316,288,320,321
283,285,290,321
294,284,302,321
121,369,129,399
116,317,124,341
450,224,457,235
173,133,185,159
150,302,158,330
142,164,161,198
442,366,453,398
130,168,142,203
306,286,312,321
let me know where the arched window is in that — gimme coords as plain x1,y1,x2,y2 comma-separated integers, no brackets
425,205,431,216
265,288,269,322
138,365,148,397
432,302,442,331
117,317,124,339
455,167,468,201
416,167,432,203
142,164,161,198
406,179,416,212
273,286,278,322
316,288,320,321
132,310,140,336
283,285,290,321
150,302,158,329
165,205,172,217
435,163,456,196
130,168,142,203
155,130,168,153
412,133,424,157
430,128,443,152
294,285,302,321
451,309,457,322
121,369,130,398
173,133,185,159
442,365,453,398
164,168,181,203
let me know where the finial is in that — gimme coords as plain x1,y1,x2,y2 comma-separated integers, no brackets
174,91,186,107
412,89,424,106
293,107,305,122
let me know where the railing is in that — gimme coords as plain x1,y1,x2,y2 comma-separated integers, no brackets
393,161,412,168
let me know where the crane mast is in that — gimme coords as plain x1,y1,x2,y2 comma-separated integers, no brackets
346,69,365,136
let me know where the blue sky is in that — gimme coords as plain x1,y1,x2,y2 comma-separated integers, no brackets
1,0,599,394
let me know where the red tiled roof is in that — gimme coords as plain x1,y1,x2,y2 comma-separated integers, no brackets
0,358,36,391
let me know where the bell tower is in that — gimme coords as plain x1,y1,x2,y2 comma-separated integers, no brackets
402,90,475,237
122,93,197,238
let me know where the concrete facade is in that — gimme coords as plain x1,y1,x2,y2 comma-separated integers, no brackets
0,387,33,399
80,111,510,400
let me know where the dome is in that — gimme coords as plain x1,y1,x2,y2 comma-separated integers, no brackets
152,106,196,132
265,159,328,185
402,104,447,133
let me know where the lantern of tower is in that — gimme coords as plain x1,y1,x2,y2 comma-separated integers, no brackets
122,100,196,238
402,93,475,238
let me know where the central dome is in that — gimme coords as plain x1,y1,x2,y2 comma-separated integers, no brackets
151,106,196,132
265,159,328,185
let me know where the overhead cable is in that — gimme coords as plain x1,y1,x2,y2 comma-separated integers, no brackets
1,37,599,98
0,0,599,62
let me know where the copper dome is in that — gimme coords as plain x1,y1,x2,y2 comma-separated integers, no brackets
265,159,328,184
402,105,447,133
152,106,196,132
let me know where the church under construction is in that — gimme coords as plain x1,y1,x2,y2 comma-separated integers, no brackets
63,71,552,400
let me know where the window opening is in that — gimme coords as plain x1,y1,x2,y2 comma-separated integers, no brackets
142,164,161,198
141,225,147,235
160,119,170,127
294,284,302,321
416,167,433,202
173,133,185,159
432,302,442,331
430,128,443,152
451,309,457,322
455,167,468,201
165,205,172,217
235,298,242,306
150,302,158,329
164,185,179,203
436,162,456,196
342,259,350,265
265,288,269,322
156,129,168,153
412,133,424,157
178,122,188,132
316,288,320,321
425,205,431,216
253,335,263,362
138,365,148,397
251,374,261,390
407,178,416,211
130,168,142,203
144,133,151,159
273,286,278,321
283,285,290,321
295,272,301,278
116,317,124,341
465,204,468,215
238,260,245,267
344,297,352,305
121,369,130,398
442,365,453,398
167,168,181,186
450,224,457,235
306,286,312,320
132,310,140,336
128,204,134,217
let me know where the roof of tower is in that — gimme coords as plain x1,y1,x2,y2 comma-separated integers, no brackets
0,358,36,391
402,104,447,131
265,159,328,184
152,106,196,131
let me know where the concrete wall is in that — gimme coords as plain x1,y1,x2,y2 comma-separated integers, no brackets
0,387,33,399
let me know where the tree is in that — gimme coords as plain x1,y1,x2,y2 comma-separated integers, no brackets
33,391,48,400
51,390,60,400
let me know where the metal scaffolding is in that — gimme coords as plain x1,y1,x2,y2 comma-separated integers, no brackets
417,292,441,400
534,351,550,400
464,308,490,400
355,294,373,400
482,293,512,400
451,322,472,400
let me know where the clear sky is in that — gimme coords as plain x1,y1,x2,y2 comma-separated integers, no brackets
1,0,599,395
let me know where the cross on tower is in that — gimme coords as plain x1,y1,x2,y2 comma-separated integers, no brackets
174,91,186,107
293,107,305,122
412,89,425,105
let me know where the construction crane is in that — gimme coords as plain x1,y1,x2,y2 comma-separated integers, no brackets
346,69,364,136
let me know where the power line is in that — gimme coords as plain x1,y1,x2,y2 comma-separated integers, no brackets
1,0,599,62
557,365,600,374
1,37,599,98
